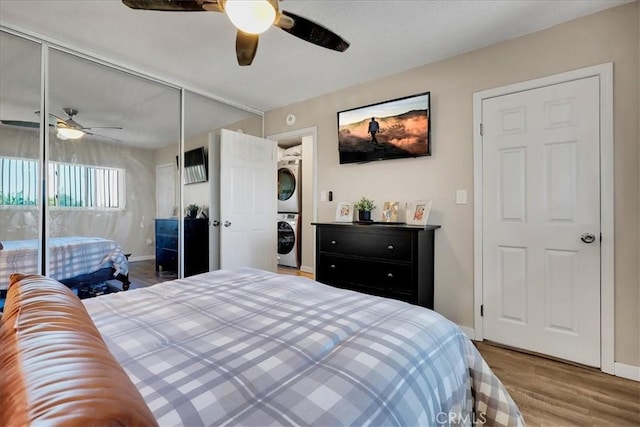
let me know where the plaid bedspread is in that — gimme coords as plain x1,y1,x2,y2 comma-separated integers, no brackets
84,268,524,427
0,237,128,291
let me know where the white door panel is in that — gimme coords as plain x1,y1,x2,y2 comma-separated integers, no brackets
482,77,600,367
208,133,220,271
156,163,176,218
220,129,277,271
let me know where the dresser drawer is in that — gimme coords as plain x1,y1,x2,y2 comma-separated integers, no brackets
317,254,414,294
155,248,177,272
156,235,178,251
155,220,178,236
319,227,412,261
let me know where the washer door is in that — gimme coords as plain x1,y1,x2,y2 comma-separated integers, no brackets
278,221,295,254
278,168,296,201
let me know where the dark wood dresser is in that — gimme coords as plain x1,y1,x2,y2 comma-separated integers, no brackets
313,222,440,309
155,218,209,277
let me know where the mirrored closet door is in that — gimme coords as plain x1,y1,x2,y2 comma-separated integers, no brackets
0,31,43,304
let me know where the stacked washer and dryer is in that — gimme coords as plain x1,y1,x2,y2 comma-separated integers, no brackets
277,146,302,268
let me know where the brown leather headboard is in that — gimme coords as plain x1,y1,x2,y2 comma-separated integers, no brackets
0,274,158,427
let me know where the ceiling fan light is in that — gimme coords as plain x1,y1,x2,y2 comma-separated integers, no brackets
225,0,276,35
57,127,85,140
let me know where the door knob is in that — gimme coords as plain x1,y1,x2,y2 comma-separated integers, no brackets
224,221,232,227
212,220,220,227
580,233,596,244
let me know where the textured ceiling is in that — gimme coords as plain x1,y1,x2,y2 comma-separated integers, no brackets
0,0,631,115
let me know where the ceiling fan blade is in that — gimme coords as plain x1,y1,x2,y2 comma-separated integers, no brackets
83,126,124,131
84,131,124,143
1,120,41,129
48,113,68,124
236,31,259,66
121,0,221,12
277,10,349,52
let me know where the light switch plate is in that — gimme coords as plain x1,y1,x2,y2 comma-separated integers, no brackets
320,190,327,202
456,189,468,205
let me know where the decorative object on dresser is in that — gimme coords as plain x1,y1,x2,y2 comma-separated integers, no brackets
155,218,209,277
353,196,376,221
334,201,353,222
405,200,432,226
313,222,441,309
185,203,200,219
381,201,399,222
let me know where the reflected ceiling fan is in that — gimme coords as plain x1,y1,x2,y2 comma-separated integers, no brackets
121,0,350,66
1,108,123,141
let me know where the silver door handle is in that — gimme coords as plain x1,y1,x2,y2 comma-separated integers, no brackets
224,221,232,227
212,220,220,227
580,233,596,244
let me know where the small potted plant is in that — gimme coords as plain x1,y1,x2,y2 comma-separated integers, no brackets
186,203,199,219
354,197,376,221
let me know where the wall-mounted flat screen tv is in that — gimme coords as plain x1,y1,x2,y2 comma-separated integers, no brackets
337,92,430,164
182,146,208,184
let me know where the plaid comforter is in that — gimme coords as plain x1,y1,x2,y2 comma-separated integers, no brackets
0,237,128,291
84,268,524,426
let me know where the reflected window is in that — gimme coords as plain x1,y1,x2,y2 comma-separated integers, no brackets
48,162,124,209
0,156,38,206
0,156,124,209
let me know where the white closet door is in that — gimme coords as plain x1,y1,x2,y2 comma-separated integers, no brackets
482,76,601,367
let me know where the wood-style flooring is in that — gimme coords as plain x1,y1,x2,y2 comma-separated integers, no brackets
127,261,640,426
475,341,639,426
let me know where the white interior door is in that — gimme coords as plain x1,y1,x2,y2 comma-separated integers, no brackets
208,132,221,271
482,76,601,367
156,163,176,218
220,129,277,271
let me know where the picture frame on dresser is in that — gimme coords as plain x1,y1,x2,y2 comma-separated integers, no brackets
405,200,432,226
381,201,400,222
335,202,353,222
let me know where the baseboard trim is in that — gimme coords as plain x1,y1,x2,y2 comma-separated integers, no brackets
128,255,154,262
458,325,475,341
300,265,314,274
615,362,640,381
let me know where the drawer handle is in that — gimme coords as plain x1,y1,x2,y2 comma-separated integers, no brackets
330,264,336,269
387,245,394,250
331,240,337,245
387,273,394,279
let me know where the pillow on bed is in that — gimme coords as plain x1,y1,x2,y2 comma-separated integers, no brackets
0,274,158,427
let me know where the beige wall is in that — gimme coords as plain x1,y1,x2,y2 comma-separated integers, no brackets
264,3,640,366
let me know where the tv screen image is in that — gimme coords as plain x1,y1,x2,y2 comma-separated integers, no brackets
183,147,208,184
337,92,430,164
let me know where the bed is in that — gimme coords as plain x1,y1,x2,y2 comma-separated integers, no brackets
0,236,130,302
1,268,524,426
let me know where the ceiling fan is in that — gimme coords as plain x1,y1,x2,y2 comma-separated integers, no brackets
1,108,123,141
121,0,350,66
